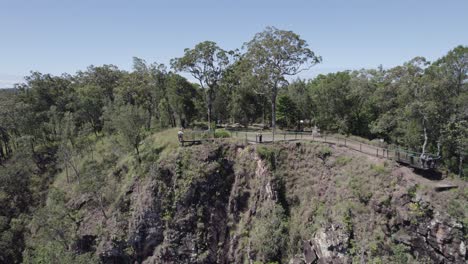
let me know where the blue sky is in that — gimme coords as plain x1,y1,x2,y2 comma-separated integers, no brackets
1,0,467,87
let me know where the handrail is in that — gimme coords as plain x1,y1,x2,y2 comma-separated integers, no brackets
225,129,442,170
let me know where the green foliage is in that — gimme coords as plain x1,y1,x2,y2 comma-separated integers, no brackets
317,146,332,161
407,184,419,199
276,94,299,129
171,41,231,130
244,26,321,130
256,146,278,169
390,243,411,264
23,241,97,264
349,176,373,205
214,129,231,138
335,155,352,166
107,104,147,162
370,163,387,174
23,188,85,263
250,202,288,263
0,142,35,263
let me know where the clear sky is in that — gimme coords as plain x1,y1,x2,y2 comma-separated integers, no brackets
1,0,467,87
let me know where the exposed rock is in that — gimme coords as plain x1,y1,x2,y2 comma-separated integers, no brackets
311,226,350,263
302,240,318,264
66,142,467,263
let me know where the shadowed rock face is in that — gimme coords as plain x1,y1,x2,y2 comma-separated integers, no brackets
70,142,466,264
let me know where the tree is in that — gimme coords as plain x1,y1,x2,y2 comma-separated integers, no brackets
171,41,231,130
309,72,353,133
286,79,313,124
250,202,288,262
116,58,170,129
76,65,123,103
276,94,299,129
222,58,266,126
108,105,147,163
244,27,321,139
442,120,468,177
166,73,200,127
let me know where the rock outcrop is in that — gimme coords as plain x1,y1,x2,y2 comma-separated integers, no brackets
65,142,466,263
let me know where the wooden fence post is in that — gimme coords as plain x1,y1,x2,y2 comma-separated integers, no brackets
344,138,347,146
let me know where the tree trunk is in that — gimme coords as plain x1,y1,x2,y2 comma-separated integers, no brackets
65,164,69,184
135,144,141,164
207,88,214,131
420,120,428,168
271,87,277,141
147,107,152,130
459,154,464,178
96,193,108,220
420,120,428,158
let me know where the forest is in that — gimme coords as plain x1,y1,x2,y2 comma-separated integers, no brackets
0,27,467,263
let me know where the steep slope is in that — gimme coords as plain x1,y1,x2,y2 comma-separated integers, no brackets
25,136,467,263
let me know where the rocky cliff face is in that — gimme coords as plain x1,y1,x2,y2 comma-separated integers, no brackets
48,142,467,263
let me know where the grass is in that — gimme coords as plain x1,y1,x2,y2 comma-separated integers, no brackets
336,155,352,166
143,128,180,155
53,128,181,215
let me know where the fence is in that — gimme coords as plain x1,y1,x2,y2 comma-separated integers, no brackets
229,130,439,170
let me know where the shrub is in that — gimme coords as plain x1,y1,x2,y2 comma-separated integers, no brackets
336,155,352,166
191,121,208,130
317,146,332,161
250,203,288,263
390,243,411,264
349,176,373,204
370,164,387,174
406,184,418,199
214,129,231,138
256,146,277,169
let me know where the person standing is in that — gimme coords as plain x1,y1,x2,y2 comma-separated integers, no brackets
178,128,184,142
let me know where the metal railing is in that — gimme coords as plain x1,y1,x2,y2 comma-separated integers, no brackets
229,130,439,170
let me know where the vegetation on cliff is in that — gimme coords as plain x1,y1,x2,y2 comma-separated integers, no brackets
0,28,466,263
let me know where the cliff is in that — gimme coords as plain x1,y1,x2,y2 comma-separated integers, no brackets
25,135,467,263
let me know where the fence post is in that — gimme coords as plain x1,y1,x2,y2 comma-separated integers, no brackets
344,138,347,147
301,133,303,139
